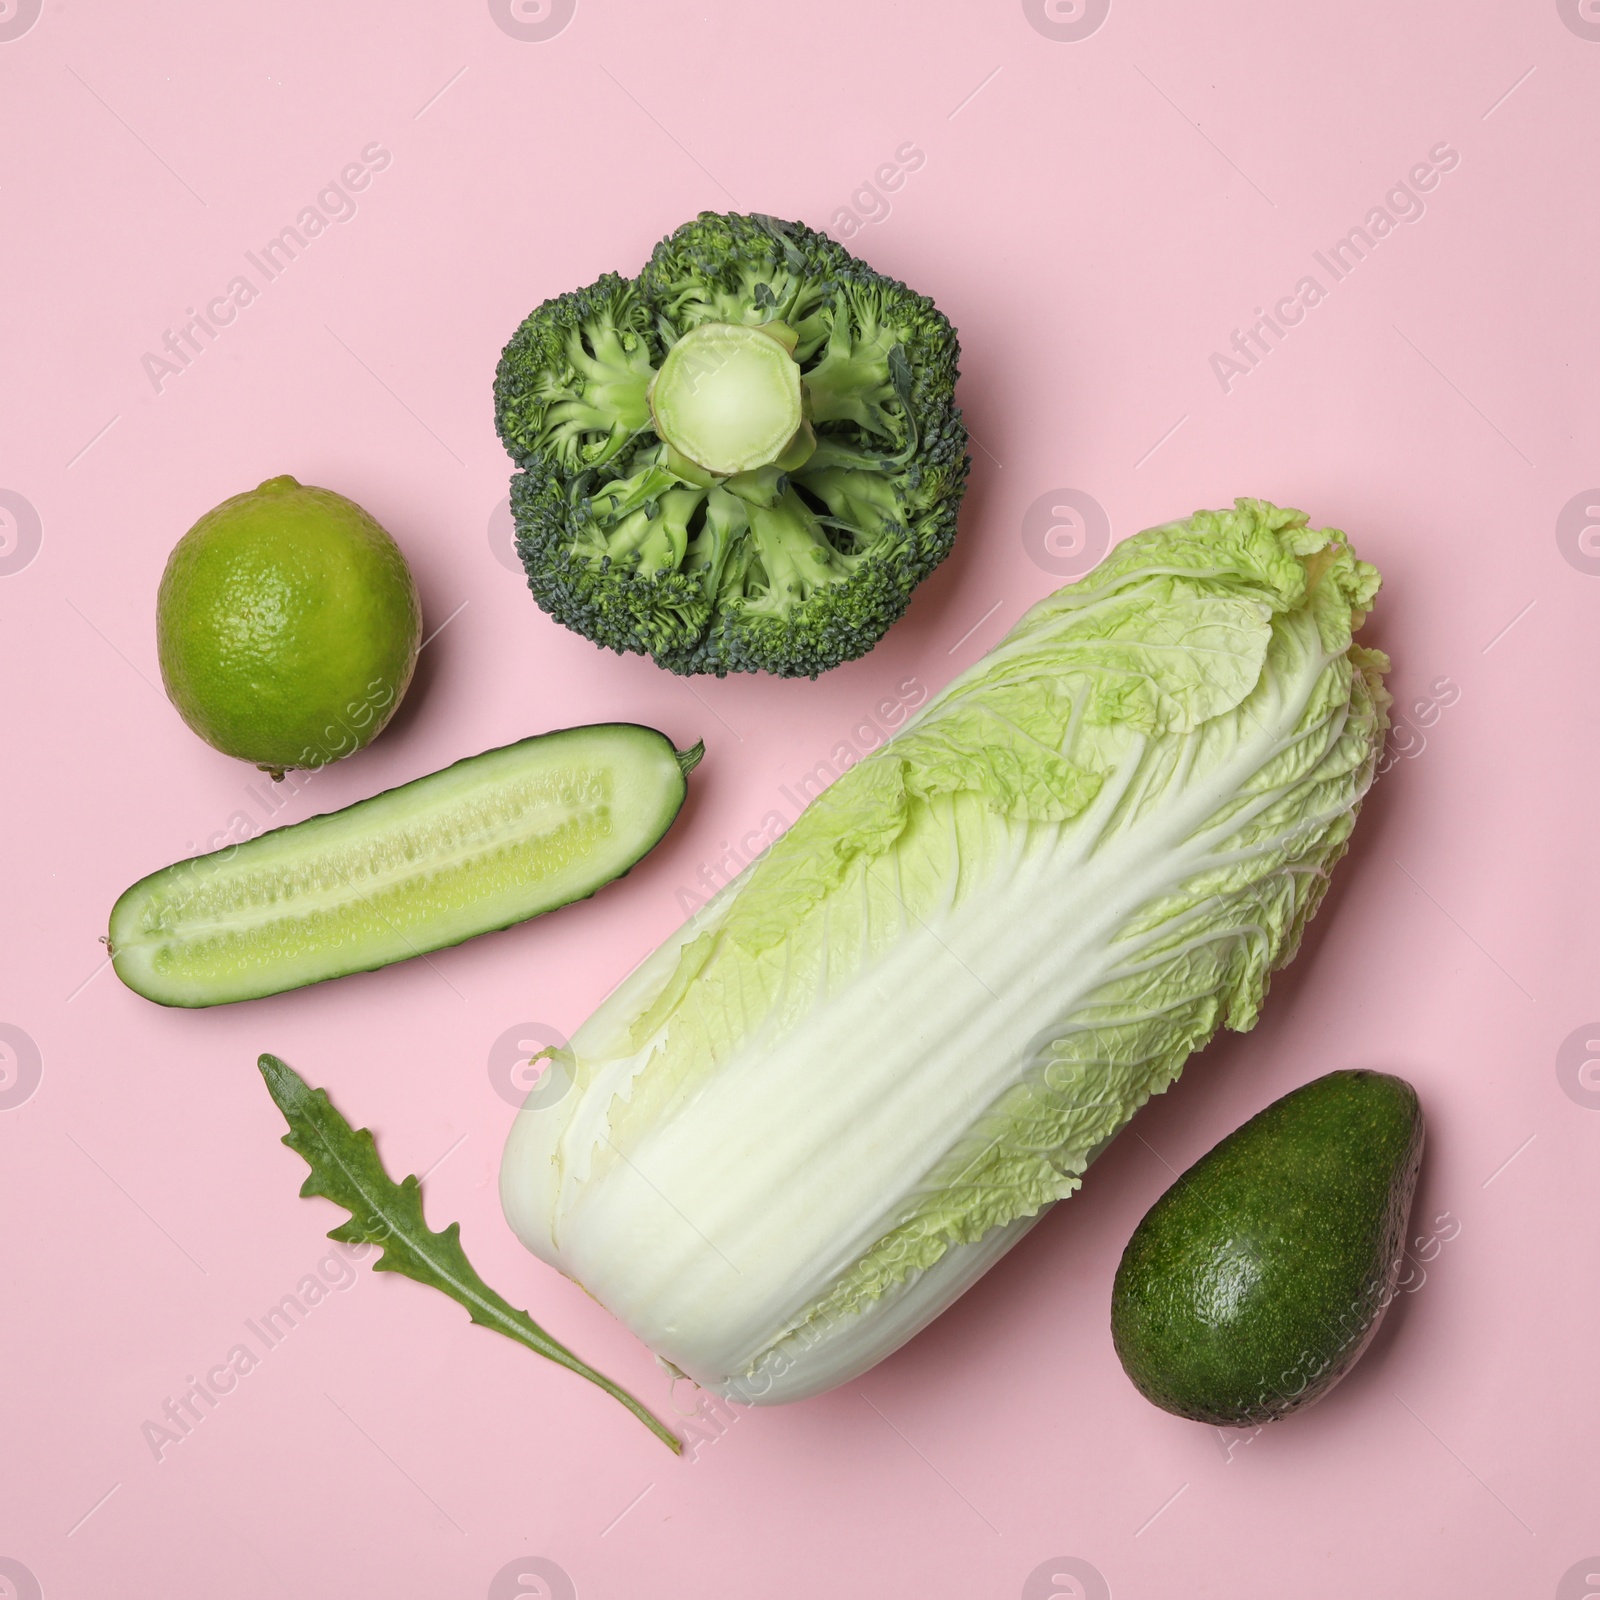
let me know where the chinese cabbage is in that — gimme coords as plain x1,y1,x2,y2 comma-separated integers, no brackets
500,498,1389,1403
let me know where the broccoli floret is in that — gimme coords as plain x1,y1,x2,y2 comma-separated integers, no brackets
493,212,969,678
494,274,658,473
641,211,837,362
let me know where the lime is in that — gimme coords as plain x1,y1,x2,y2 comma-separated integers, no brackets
156,475,422,777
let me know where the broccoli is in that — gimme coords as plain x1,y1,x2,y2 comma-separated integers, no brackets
493,212,969,678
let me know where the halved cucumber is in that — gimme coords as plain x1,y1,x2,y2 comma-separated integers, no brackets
109,724,702,1008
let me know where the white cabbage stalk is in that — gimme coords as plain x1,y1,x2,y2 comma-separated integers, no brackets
500,499,1390,1403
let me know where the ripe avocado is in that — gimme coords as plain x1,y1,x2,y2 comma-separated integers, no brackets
1110,1069,1424,1426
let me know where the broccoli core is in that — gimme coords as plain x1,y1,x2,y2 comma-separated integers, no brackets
649,322,806,477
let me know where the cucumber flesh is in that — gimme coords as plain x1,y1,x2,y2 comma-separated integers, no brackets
109,724,701,1008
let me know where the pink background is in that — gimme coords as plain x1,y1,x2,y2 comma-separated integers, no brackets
3,1,1597,1595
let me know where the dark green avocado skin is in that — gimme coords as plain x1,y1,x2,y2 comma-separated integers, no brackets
1110,1070,1424,1427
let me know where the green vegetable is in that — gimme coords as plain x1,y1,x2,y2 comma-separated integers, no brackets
499,498,1391,1403
257,1054,680,1452
493,211,968,678
110,724,701,1007
1111,1070,1424,1426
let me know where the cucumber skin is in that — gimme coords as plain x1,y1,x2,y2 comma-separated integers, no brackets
109,724,698,1009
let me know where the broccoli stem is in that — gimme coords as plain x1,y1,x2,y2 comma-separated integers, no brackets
795,465,905,553
543,322,656,468
804,429,917,474
741,485,853,611
684,485,749,598
801,295,904,440
649,322,804,476
567,323,654,433
588,469,706,576
635,489,704,577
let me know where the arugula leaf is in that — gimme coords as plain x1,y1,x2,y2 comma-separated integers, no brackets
256,1053,681,1453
